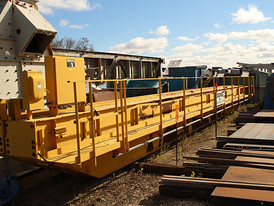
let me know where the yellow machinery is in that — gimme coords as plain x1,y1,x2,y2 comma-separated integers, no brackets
0,0,255,178
0,55,255,177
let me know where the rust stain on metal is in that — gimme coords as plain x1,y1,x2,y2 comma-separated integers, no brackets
139,101,175,119
93,90,120,102
139,105,156,120
162,101,175,114
142,105,149,110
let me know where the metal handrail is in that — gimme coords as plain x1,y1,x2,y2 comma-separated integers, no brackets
72,76,255,164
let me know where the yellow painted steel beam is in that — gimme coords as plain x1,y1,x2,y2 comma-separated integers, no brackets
0,99,7,154
3,77,254,177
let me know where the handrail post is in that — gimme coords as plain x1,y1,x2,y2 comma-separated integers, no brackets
89,82,96,166
119,81,126,153
238,77,240,104
231,77,233,104
114,81,119,142
253,76,255,97
223,76,225,91
123,80,129,150
223,76,226,110
213,77,217,137
200,77,203,118
248,76,251,98
213,77,216,112
159,79,163,135
73,82,81,164
183,78,186,126
243,77,245,100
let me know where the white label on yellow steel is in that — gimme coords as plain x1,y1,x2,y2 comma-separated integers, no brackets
37,81,41,91
216,91,225,106
67,59,75,67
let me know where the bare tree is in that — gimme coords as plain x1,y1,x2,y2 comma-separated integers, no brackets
63,37,76,50
51,36,94,51
88,43,94,51
51,36,64,48
75,37,94,51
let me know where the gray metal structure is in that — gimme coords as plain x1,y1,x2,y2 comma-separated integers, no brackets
237,62,274,75
237,62,272,103
0,0,56,99
52,48,163,80
168,65,207,88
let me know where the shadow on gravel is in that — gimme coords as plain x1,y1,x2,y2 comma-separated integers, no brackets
7,168,127,206
7,171,97,206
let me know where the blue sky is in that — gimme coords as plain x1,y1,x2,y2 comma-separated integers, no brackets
39,0,274,68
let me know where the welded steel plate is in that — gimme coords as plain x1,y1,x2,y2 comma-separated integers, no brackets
230,123,274,140
212,156,274,202
254,110,274,118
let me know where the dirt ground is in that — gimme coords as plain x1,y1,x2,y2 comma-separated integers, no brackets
8,106,256,206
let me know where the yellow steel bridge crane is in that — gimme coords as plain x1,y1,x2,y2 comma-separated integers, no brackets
0,0,255,178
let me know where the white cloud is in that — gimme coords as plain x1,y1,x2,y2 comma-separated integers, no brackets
69,24,89,29
178,36,199,41
214,23,222,29
205,33,228,42
109,37,168,54
164,41,274,68
172,43,203,52
232,5,271,24
202,42,211,46
59,19,88,29
205,29,274,43
164,29,274,68
150,25,170,36
38,0,102,15
60,19,69,27
168,52,194,58
229,29,274,42
38,4,54,15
